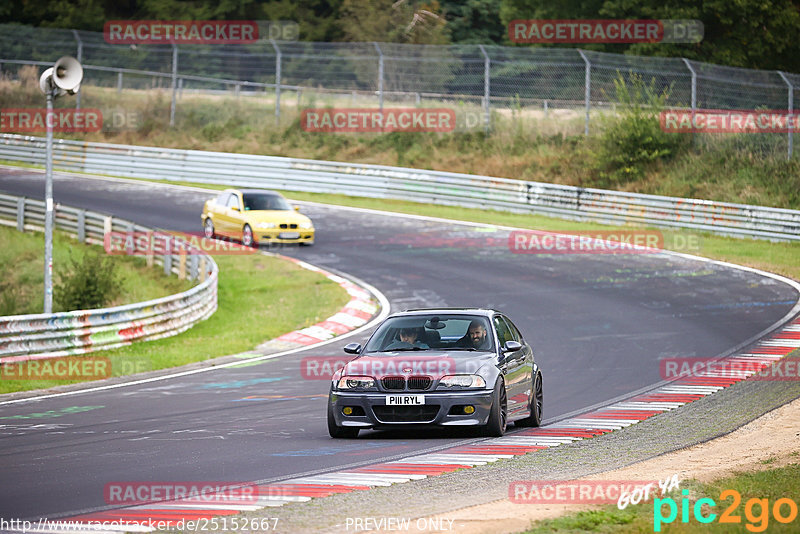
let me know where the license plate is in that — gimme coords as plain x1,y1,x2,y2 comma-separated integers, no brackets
386,395,425,406
279,232,300,239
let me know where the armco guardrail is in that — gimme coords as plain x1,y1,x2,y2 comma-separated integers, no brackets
1,133,799,241
0,191,218,362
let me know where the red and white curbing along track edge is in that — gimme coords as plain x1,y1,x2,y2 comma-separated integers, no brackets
25,317,800,533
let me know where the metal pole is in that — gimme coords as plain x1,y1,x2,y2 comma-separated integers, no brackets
778,71,794,160
44,88,54,313
577,50,590,136
682,58,697,112
72,30,83,111
117,70,123,93
478,45,491,134
373,43,384,112
271,40,282,122
170,44,178,126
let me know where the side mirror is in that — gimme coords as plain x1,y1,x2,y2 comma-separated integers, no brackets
343,343,362,354
503,341,522,353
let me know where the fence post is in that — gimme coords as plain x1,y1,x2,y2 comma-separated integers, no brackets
164,247,172,275
190,254,199,280
373,42,384,112
72,30,83,111
116,70,123,93
146,231,154,267
77,209,85,243
681,58,697,112
778,71,794,160
270,40,282,122
170,44,178,126
178,251,186,280
16,197,25,232
577,50,590,136
103,216,112,244
478,45,491,134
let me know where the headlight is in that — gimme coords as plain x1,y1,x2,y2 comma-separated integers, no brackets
299,222,313,230
336,376,375,390
438,375,486,388
257,222,277,229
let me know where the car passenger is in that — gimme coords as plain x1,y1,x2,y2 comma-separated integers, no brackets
384,327,430,350
456,320,491,350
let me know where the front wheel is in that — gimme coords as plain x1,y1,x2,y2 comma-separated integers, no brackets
242,224,255,247
203,218,215,239
516,372,543,427
481,379,507,437
328,399,359,438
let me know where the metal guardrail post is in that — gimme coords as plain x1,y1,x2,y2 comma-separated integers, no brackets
117,70,123,93
577,50,590,136
682,58,697,112
270,40,282,123
373,42,384,113
146,231,154,267
72,30,83,111
164,251,172,275
190,254,198,280
778,71,794,160
478,45,491,134
16,197,24,231
77,209,85,242
170,44,178,126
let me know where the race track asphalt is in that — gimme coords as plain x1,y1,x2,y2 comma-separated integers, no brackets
0,168,797,521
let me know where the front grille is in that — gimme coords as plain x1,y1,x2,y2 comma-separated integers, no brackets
373,405,440,423
279,223,298,229
382,376,405,390
406,376,432,391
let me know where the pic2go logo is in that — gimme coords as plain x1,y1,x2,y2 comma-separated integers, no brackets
654,489,799,532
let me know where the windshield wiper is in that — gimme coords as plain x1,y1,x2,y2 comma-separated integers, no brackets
386,347,427,351
448,347,478,351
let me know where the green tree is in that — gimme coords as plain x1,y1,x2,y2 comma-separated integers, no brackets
338,0,449,44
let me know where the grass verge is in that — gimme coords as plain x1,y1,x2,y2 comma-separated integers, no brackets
0,224,192,316
0,229,350,394
523,461,800,533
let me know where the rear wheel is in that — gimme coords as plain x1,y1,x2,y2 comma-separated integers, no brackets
242,224,255,247
328,399,359,439
517,372,543,427
482,379,507,437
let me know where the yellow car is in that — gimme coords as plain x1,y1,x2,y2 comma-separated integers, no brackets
202,189,314,246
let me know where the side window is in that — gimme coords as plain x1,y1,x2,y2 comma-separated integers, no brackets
226,194,241,210
215,192,230,206
493,316,513,347
503,317,523,343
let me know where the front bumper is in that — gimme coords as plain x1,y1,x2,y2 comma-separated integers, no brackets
255,228,314,244
329,389,493,428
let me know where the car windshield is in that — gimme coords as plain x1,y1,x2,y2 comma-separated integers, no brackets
242,193,291,211
364,314,494,352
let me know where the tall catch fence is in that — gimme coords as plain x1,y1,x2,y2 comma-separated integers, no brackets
0,23,796,156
